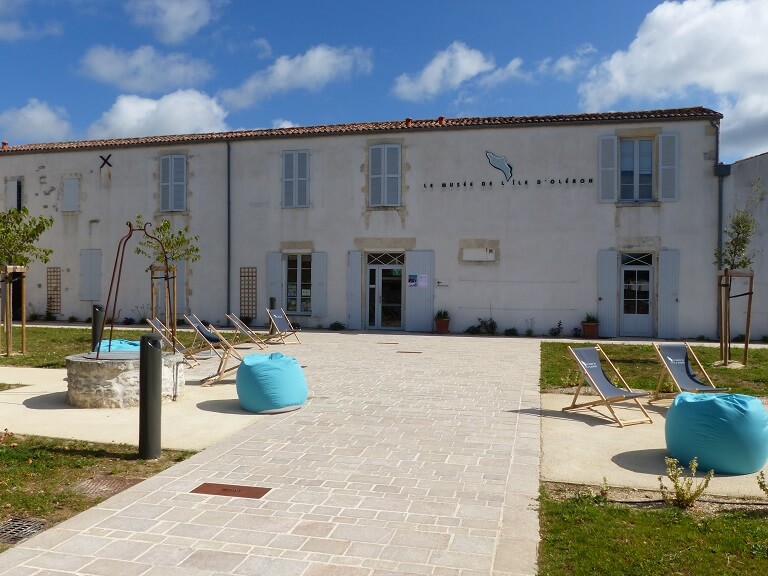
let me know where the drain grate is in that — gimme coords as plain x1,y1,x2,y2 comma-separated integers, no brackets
191,483,271,499
0,517,48,544
378,342,399,345
396,351,422,354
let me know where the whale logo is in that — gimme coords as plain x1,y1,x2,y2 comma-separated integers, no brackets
485,151,513,181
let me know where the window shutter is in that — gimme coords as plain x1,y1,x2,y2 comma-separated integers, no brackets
311,251,327,318
659,133,678,201
62,178,80,212
385,145,401,206
598,136,618,203
160,156,171,211
369,146,383,206
79,249,101,301
283,152,294,207
597,249,618,337
346,251,362,329
267,252,281,309
172,155,186,210
297,151,308,206
657,249,679,338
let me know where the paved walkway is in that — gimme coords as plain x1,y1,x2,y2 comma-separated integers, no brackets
0,332,541,576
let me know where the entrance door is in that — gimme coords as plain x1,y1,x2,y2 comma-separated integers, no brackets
367,266,403,329
620,253,653,337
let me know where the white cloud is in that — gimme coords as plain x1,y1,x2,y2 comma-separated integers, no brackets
0,20,61,41
539,44,596,79
272,118,298,129
0,99,71,144
577,0,768,158
80,45,212,93
220,44,373,110
252,38,272,59
87,90,228,139
480,57,526,88
393,42,495,101
125,0,223,44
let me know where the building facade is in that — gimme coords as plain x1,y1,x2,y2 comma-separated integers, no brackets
1,106,745,339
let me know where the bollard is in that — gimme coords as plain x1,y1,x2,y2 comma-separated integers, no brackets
91,304,105,352
139,333,162,460
269,297,277,334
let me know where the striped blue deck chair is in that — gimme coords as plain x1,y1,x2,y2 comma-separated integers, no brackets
653,342,728,400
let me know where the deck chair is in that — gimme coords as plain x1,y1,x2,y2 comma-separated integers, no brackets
565,345,653,427
653,342,728,400
146,317,200,367
226,313,266,349
265,308,301,344
184,314,244,385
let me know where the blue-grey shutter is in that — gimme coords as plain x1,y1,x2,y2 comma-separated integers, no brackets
62,178,80,212
598,136,618,203
172,155,186,211
79,249,101,301
297,151,309,206
597,249,618,337
311,251,326,318
267,252,281,309
282,151,294,207
659,133,678,201
658,249,679,338
385,145,401,206
347,251,362,329
160,156,171,211
369,146,383,206
405,250,435,332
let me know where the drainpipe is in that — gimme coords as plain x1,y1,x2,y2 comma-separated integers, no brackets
711,120,731,339
226,141,232,318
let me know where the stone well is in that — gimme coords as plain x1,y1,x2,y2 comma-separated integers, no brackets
65,352,185,408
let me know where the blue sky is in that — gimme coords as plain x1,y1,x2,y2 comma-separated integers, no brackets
0,0,765,162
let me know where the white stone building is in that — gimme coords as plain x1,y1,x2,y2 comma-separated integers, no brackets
3,105,755,340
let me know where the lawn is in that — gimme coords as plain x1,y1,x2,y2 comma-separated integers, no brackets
539,340,768,575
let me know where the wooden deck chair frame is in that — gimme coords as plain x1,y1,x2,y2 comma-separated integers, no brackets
265,307,301,344
652,342,728,400
565,344,653,427
225,313,266,350
146,317,200,367
183,315,244,385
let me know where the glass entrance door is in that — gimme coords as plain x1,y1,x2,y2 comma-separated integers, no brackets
620,255,653,337
367,265,403,329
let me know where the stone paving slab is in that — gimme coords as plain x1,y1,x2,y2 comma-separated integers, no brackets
0,332,541,576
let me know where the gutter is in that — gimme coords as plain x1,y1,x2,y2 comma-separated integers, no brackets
226,141,231,318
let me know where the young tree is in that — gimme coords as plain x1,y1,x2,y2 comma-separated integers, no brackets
0,207,54,265
715,178,765,270
133,213,200,268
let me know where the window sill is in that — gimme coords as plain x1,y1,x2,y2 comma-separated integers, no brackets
616,200,660,207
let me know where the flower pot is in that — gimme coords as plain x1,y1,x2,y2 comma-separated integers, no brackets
581,321,599,339
434,318,450,334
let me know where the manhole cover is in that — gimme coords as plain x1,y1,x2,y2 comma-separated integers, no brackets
378,342,399,345
0,517,48,544
396,351,422,354
191,483,271,499
76,476,141,497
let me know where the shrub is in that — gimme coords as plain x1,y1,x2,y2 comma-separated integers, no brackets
44,310,56,321
658,457,713,509
122,317,135,325
571,326,582,337
67,315,78,323
504,327,518,336
524,318,535,337
329,321,345,330
548,320,563,337
240,315,253,326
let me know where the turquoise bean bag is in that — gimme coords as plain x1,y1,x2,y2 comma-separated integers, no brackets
236,352,307,414
666,392,768,475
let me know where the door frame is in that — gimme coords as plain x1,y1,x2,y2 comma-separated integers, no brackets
619,257,653,337
366,264,404,329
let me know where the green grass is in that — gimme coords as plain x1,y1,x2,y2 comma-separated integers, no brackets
541,341,768,396
539,487,768,576
0,326,198,368
0,430,192,552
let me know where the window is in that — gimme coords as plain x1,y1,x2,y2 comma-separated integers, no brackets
598,134,678,203
62,178,80,212
5,178,22,210
620,139,653,201
369,144,401,207
286,254,312,314
160,155,187,211
282,150,309,207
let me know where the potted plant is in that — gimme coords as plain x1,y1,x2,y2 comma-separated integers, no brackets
581,313,599,339
434,309,451,334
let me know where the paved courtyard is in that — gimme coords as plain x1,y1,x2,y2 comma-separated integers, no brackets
0,332,541,576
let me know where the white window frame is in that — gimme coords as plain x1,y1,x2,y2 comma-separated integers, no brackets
285,253,312,315
282,150,310,208
160,154,187,212
619,138,654,202
369,144,401,207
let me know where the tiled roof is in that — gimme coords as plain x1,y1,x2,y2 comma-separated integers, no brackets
0,106,722,155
